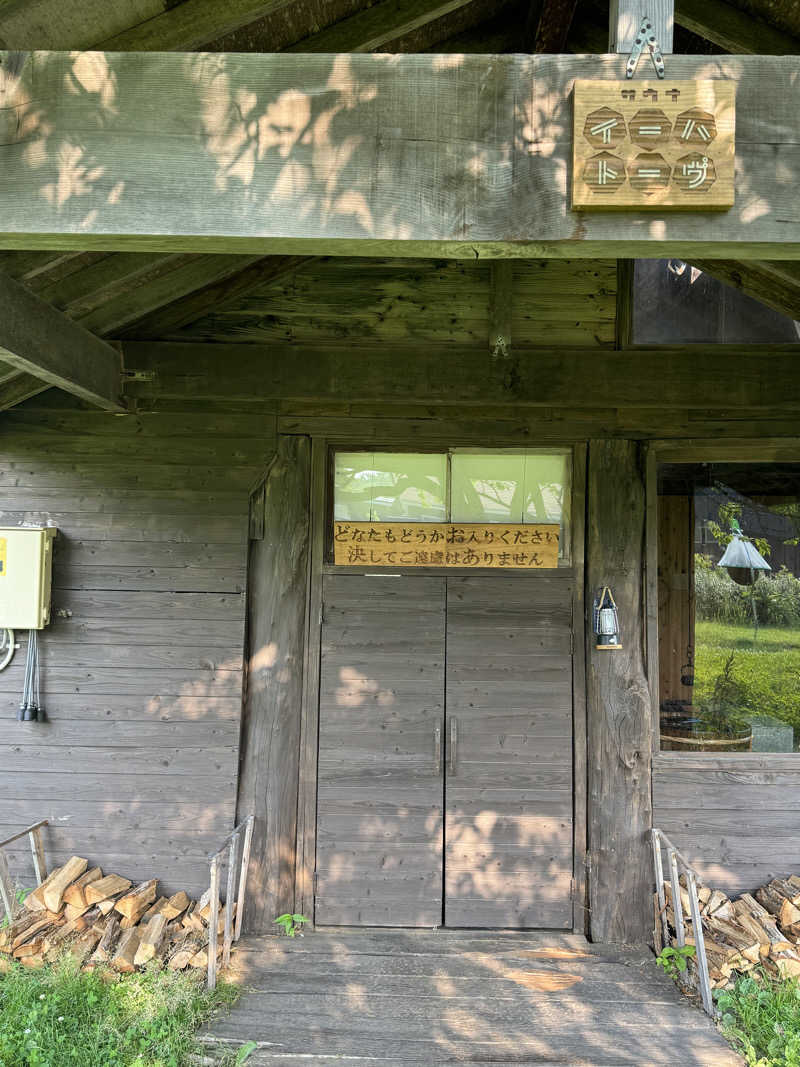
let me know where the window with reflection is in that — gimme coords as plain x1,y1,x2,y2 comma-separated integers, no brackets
635,261,800,344
333,449,571,561
658,462,800,753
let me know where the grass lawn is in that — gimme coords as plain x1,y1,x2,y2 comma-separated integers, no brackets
0,955,245,1067
718,973,800,1066
694,620,800,739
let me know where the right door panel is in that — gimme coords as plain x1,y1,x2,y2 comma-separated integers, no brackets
444,575,574,928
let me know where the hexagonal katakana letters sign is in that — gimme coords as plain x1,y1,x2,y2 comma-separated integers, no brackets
572,80,735,210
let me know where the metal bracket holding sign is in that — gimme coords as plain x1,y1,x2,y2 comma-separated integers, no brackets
626,18,666,79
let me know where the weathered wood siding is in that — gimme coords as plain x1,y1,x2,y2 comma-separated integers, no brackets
653,756,800,897
146,259,617,349
0,399,275,895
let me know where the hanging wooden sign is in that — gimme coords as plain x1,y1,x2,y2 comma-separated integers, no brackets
333,522,559,569
572,79,735,210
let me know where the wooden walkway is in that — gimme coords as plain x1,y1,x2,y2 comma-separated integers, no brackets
202,929,742,1066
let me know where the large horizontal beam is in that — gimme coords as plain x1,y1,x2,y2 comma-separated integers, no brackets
1,52,800,259
0,272,123,410
122,342,800,409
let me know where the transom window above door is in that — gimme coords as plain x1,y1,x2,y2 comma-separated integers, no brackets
332,449,571,566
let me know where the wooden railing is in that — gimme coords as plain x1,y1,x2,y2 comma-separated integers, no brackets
206,814,255,990
0,820,48,922
651,827,714,1017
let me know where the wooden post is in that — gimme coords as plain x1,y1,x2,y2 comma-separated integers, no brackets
585,440,653,943
236,436,311,933
488,262,513,360
234,816,254,943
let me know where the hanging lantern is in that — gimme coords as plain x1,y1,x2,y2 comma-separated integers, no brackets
680,645,695,688
593,586,622,650
718,533,771,586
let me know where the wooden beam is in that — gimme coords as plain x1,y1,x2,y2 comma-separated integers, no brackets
285,0,493,52
119,256,314,338
525,0,579,53
674,0,800,54
688,260,800,320
122,341,800,409
585,439,653,943
0,372,49,411
615,260,634,348
0,272,123,410
610,0,673,53
488,261,513,357
3,52,800,258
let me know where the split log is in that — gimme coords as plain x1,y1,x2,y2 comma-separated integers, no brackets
68,930,101,964
91,916,120,964
133,914,167,967
0,911,45,952
85,875,132,906
63,868,103,909
162,891,190,921
140,897,169,925
111,930,140,974
20,954,44,969
13,939,45,959
115,880,157,923
11,913,62,950
168,935,202,971
42,857,89,913
24,865,69,912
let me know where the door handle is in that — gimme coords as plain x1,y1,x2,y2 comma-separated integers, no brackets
434,724,441,775
449,718,458,776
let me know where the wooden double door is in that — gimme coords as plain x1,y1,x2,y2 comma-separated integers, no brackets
315,573,575,929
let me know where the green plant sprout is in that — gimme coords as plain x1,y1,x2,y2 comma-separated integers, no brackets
656,944,696,978
273,913,308,938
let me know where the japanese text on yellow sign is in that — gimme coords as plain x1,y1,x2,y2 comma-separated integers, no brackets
333,523,559,569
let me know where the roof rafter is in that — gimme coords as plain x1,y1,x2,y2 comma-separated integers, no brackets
0,271,124,411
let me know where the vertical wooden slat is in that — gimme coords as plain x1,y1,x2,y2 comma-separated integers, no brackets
223,837,237,966
29,827,47,886
687,869,714,1016
295,438,326,923
208,854,220,990
651,830,670,949
668,847,685,948
234,816,254,943
571,442,589,934
0,849,17,923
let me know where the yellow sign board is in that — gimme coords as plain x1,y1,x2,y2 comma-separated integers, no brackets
572,79,735,211
333,522,559,569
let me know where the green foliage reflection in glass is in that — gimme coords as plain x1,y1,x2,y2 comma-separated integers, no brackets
332,450,569,527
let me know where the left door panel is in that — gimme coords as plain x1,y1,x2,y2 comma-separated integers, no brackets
315,574,446,926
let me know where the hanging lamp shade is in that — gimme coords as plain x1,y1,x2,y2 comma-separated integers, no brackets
718,533,771,586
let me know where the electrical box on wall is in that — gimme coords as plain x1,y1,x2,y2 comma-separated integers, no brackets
0,527,56,629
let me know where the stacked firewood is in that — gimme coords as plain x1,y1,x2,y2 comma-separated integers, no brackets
658,874,800,989
0,857,231,974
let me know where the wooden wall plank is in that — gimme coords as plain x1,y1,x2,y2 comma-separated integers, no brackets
236,435,311,932
0,406,275,901
654,757,800,896
2,52,800,257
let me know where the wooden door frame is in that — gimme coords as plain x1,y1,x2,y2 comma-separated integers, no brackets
294,437,589,933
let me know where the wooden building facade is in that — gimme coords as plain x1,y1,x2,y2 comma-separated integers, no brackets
0,0,799,947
